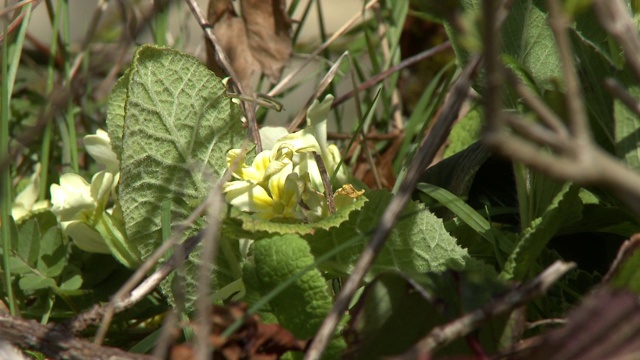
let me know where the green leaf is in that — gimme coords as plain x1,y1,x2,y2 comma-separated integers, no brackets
606,238,640,293
308,190,468,277
234,195,367,235
570,13,616,151
345,272,445,358
18,274,56,291
15,218,40,268
448,0,561,92
37,226,66,278
106,68,129,160
109,45,245,259
614,72,640,170
501,183,582,280
59,265,83,291
419,141,491,202
252,234,334,339
443,105,482,158
416,183,514,267
500,0,561,91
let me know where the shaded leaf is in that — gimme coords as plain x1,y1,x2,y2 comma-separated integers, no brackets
501,183,582,280
344,272,445,359
308,190,468,278
15,218,40,268
37,226,66,278
605,234,640,293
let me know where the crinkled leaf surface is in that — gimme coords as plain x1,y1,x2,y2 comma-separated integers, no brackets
307,190,468,277
234,195,367,235
106,69,129,160
108,45,245,258
251,234,334,339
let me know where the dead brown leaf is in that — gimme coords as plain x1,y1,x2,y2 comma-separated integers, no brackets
206,0,292,93
169,303,308,360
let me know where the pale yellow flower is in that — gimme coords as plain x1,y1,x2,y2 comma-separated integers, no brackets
11,163,50,222
50,172,112,253
223,95,364,222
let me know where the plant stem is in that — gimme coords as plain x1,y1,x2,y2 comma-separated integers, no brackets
1,0,17,316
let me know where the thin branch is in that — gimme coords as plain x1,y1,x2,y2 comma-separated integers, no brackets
195,186,226,360
593,0,640,81
505,68,569,138
303,55,481,360
332,42,452,108
267,0,379,97
408,261,575,356
0,311,156,360
313,152,335,214
546,0,590,144
287,51,348,132
604,77,640,117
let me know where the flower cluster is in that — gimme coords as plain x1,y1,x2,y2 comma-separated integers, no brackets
49,130,139,266
223,95,364,222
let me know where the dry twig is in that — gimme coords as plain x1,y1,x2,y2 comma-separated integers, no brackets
403,261,575,357
0,311,155,360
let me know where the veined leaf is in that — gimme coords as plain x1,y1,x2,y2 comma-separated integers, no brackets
501,183,582,280
251,234,335,339
108,45,245,259
416,183,513,265
308,190,468,277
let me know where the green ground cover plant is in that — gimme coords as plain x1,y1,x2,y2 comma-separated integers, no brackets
3,0,640,359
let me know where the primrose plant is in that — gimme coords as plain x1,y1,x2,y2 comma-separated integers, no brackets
223,95,364,222
38,47,467,348
49,129,140,267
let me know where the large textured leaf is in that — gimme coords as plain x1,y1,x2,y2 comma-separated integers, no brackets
106,68,129,160
307,190,468,277
108,45,245,258
251,234,335,339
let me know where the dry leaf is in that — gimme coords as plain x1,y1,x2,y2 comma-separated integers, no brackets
206,0,292,92
170,303,308,360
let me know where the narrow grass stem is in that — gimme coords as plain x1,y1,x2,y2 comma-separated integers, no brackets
1,0,16,316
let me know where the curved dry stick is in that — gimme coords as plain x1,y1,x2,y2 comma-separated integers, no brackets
410,261,575,356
